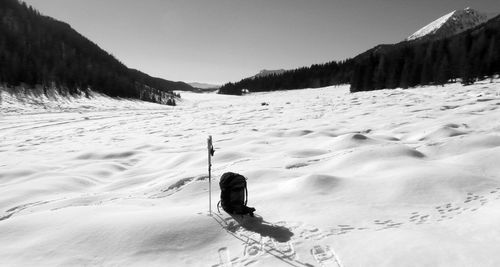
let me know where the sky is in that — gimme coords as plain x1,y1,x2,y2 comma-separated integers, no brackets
22,0,500,85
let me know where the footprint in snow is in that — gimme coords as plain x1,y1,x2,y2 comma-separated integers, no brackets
213,247,232,267
311,245,339,267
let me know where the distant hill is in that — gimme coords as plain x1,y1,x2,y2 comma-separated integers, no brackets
188,82,221,90
0,0,194,105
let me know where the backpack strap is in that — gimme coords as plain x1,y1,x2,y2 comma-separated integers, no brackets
244,186,248,206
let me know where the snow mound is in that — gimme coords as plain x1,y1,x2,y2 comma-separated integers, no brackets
327,133,382,151
297,174,342,194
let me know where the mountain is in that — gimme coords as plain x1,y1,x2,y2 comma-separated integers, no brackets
253,69,286,78
0,0,194,104
407,8,490,41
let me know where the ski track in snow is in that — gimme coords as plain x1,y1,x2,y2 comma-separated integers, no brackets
1,81,500,266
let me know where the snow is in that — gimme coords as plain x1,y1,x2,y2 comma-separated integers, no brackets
1,81,500,266
407,10,456,40
0,88,169,114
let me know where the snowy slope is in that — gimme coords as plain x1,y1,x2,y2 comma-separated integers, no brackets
1,81,500,266
407,7,490,41
407,10,456,40
0,87,170,114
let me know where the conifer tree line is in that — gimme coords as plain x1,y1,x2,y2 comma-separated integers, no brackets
219,15,500,95
0,0,191,105
218,60,354,95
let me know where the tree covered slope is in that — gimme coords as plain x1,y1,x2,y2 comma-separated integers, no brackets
350,14,500,92
0,0,193,104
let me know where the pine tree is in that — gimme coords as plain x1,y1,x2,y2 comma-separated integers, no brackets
373,55,387,89
486,37,498,80
436,55,450,86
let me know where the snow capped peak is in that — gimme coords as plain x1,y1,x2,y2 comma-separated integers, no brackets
406,8,489,41
407,10,456,41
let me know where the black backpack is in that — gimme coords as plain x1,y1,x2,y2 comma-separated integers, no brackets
218,172,255,216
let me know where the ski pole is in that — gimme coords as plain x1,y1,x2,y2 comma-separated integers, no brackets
207,135,215,215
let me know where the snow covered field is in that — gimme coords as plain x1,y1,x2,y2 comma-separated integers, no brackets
1,81,500,266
